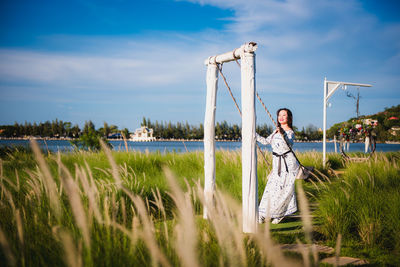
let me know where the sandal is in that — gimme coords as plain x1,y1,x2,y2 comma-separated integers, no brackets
271,217,284,224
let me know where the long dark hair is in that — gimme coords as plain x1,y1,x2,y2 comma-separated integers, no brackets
277,108,293,129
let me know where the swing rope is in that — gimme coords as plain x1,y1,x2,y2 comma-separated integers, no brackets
217,61,312,177
232,56,277,127
218,63,241,116
256,88,310,174
256,92,278,128
217,63,270,166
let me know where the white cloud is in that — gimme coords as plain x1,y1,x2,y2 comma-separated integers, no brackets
0,47,199,90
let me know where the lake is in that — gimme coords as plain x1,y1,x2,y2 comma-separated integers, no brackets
1,139,400,153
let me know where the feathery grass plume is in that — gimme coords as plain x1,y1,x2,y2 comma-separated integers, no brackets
308,178,320,194
15,209,24,246
150,188,168,242
145,196,151,214
78,162,102,224
132,194,171,267
30,139,62,219
15,169,20,191
310,171,328,190
56,151,63,186
164,167,199,267
58,229,83,267
297,180,319,265
150,187,167,221
214,190,247,266
0,227,16,267
94,166,111,177
59,162,91,249
84,161,100,196
103,196,111,227
1,176,18,191
0,165,3,200
25,172,43,202
111,192,118,224
100,139,122,187
194,180,247,267
2,186,16,213
296,238,310,267
119,180,170,266
121,196,127,226
335,234,342,267
253,203,297,267
121,131,129,152
357,207,382,246
312,168,332,184
131,210,140,246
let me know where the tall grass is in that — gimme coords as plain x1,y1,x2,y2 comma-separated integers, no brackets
0,142,328,266
316,153,400,265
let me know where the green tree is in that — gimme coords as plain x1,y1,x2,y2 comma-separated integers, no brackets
63,122,72,138
71,121,111,151
99,122,111,138
121,128,130,139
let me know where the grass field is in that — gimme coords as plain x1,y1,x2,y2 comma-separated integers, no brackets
0,142,399,266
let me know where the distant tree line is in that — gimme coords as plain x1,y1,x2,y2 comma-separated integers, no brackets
141,117,276,140
0,117,326,141
0,120,130,140
296,125,323,141
3,105,397,142
140,117,323,141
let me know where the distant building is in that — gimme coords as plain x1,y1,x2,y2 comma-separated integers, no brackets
130,126,155,141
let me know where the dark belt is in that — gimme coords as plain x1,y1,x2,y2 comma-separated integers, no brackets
273,150,291,176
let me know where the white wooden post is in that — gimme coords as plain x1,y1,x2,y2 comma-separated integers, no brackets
203,63,218,219
334,135,337,153
241,50,258,233
365,136,370,153
323,78,328,167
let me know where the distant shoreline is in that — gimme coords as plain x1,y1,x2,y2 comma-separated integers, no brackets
1,137,399,144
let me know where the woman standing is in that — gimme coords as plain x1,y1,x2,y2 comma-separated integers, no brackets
257,108,299,224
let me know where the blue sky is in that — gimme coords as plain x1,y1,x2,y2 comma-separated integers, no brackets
0,0,399,131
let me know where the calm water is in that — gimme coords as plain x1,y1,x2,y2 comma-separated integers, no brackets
1,139,399,153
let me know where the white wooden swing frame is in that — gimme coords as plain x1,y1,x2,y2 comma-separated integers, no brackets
203,42,258,233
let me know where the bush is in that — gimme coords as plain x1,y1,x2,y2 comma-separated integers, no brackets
316,154,400,264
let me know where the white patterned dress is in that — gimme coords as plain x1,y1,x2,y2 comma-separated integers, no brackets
256,129,299,221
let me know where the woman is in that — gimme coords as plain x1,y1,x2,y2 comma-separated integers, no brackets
256,108,299,224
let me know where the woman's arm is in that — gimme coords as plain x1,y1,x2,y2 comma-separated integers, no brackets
256,131,275,145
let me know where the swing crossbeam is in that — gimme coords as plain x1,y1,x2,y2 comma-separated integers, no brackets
204,42,257,65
